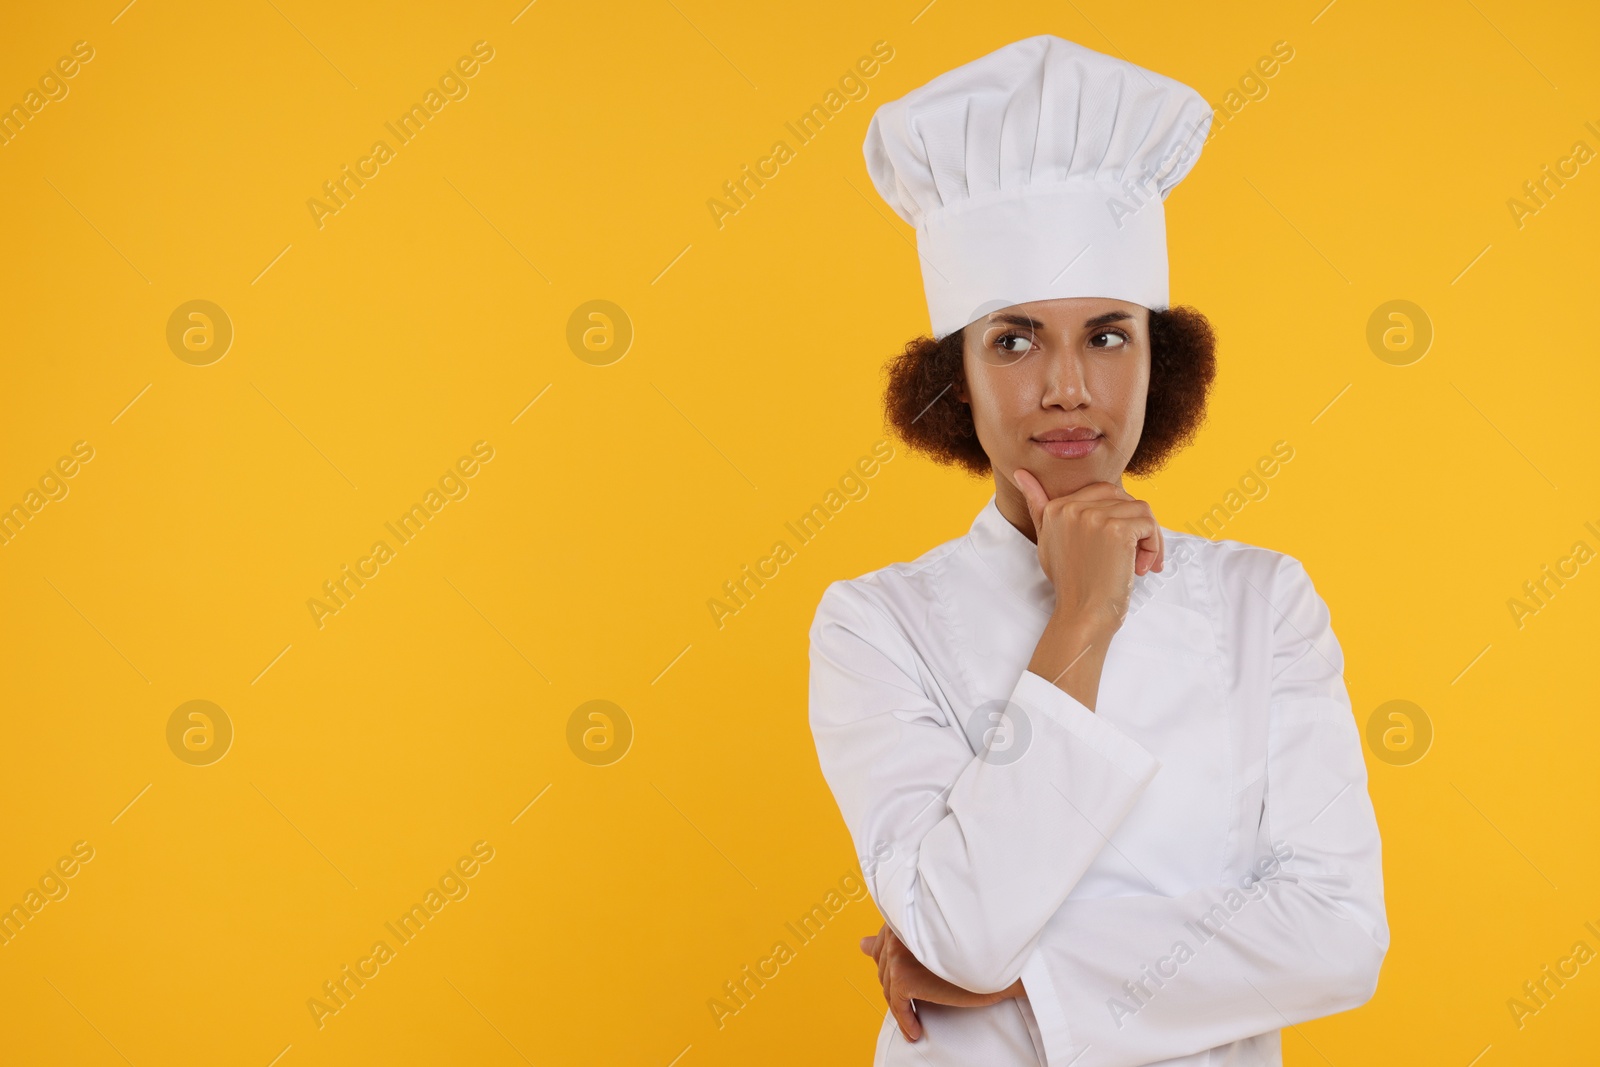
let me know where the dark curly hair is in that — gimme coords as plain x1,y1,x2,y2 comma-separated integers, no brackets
883,305,1217,478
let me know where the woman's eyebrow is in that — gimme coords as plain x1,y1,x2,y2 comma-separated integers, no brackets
986,312,1046,329
1082,310,1134,327
984,310,1134,330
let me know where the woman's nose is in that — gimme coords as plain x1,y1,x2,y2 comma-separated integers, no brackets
1039,348,1090,407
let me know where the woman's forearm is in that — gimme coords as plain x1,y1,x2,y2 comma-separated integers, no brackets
1027,614,1116,711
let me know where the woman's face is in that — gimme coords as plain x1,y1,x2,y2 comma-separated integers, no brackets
956,296,1151,502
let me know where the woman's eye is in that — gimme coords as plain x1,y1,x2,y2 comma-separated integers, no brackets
997,332,1035,354
1089,330,1128,349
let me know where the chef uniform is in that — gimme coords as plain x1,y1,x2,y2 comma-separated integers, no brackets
808,35,1389,1067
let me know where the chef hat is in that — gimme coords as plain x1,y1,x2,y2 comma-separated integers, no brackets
863,35,1212,340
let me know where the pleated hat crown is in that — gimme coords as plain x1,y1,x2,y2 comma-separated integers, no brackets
863,35,1213,340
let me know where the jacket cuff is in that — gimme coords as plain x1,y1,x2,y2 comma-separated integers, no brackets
1012,669,1161,785
1020,945,1080,1067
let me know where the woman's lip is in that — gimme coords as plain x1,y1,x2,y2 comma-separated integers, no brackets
1034,436,1100,459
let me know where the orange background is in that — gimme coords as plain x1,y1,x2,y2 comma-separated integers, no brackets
1,1,1596,1064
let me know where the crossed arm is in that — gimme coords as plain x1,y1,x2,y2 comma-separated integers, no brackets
809,558,1388,1066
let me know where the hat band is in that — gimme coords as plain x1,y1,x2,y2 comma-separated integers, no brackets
916,182,1170,340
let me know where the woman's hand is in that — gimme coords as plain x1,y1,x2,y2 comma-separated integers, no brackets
860,923,1022,1042
1013,469,1163,635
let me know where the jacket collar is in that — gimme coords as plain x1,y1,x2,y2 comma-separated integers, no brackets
966,494,1054,618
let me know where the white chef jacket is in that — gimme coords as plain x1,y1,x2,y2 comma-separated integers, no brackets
808,494,1389,1067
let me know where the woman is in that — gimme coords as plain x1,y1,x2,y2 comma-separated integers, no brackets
808,35,1389,1067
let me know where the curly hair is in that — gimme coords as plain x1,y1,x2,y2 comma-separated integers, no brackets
882,305,1217,478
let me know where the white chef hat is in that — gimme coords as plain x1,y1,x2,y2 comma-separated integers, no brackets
863,35,1213,340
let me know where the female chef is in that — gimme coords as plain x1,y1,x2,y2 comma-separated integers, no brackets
807,35,1389,1067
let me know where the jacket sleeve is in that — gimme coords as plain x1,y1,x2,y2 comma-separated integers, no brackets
1017,555,1391,1067
808,578,1162,994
